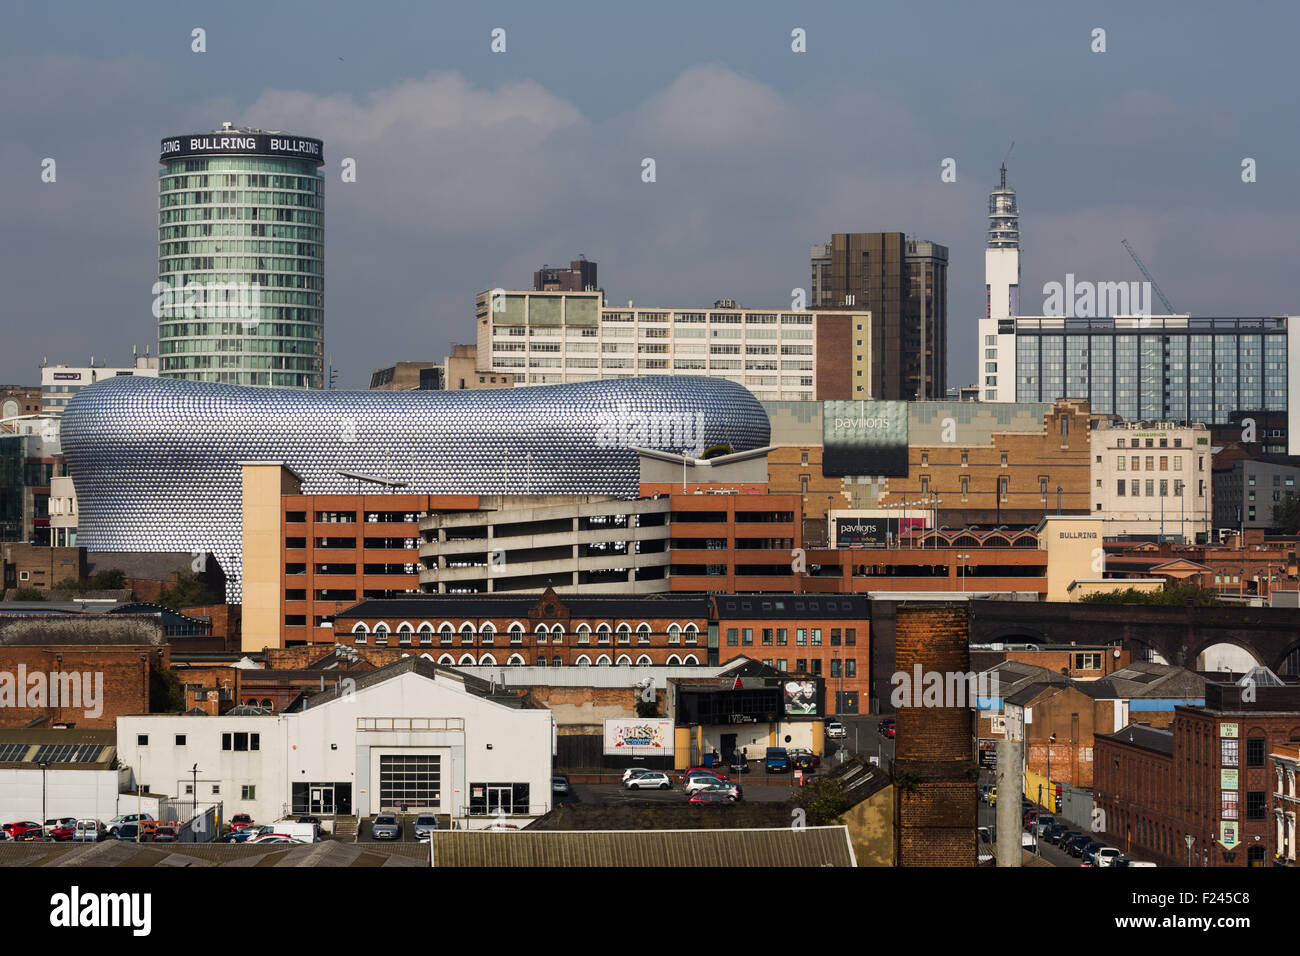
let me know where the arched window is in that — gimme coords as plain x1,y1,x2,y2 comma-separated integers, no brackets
575,655,592,667
577,624,591,645
479,653,497,666
397,622,413,645
552,656,563,667
352,622,368,645
260,699,272,709
418,623,433,645
616,623,631,645
667,624,681,645
480,623,496,645
596,624,611,645
438,654,455,665
683,654,699,666
460,622,475,645
550,624,564,645
636,623,651,644
535,623,549,644
666,654,681,666
636,654,652,666
615,654,632,666
596,654,612,666
684,624,699,644
458,653,476,666
510,622,524,644
507,653,525,666
439,622,454,644
374,623,389,645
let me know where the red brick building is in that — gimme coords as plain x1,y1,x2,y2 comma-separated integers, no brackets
0,614,170,729
1095,675,1300,866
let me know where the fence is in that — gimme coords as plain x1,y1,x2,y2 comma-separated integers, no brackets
1058,783,1094,831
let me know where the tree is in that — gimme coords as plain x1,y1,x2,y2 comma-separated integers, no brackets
793,777,850,825
1078,583,1222,607
11,587,45,601
156,574,222,611
1274,492,1299,535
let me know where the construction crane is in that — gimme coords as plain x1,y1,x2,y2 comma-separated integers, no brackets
1120,239,1176,314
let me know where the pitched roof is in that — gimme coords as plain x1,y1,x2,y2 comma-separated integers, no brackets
296,655,536,712
1099,723,1174,756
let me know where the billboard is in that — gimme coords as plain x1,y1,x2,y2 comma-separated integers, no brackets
784,680,818,716
835,515,926,548
822,399,909,477
603,718,675,756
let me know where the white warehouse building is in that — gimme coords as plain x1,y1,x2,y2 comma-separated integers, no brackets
116,658,553,829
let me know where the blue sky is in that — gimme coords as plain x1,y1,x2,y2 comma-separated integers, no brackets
2,0,1297,387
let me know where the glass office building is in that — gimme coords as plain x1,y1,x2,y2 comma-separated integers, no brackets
157,127,324,388
1005,316,1292,425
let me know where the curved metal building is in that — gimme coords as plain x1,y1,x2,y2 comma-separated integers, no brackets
62,376,769,600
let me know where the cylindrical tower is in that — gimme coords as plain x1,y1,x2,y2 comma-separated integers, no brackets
157,125,325,388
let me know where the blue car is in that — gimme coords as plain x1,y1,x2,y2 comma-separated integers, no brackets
765,747,790,773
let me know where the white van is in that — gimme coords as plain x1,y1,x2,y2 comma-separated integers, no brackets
270,821,319,843
73,820,105,842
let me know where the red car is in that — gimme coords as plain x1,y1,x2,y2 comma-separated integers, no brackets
689,790,736,805
49,823,77,841
879,718,896,739
3,821,42,840
228,814,255,832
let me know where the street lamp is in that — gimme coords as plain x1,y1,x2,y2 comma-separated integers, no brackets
39,761,48,836
192,763,199,825
1047,734,1057,811
957,554,971,592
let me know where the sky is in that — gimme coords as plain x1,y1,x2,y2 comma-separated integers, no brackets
2,0,1297,389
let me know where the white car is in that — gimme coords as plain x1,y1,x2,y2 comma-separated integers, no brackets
621,768,654,784
1093,847,1123,867
247,834,307,844
624,771,671,791
826,721,847,739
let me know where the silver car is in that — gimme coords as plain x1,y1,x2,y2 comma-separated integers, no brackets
371,813,402,840
413,814,439,839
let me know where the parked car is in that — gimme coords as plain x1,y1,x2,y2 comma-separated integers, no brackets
826,720,847,739
44,817,77,837
625,771,671,791
788,748,821,767
228,813,255,832
1081,841,1105,865
152,826,178,844
685,775,735,796
221,829,254,843
987,786,997,807
552,775,570,796
0,830,10,841
679,767,726,785
1032,814,1057,837
688,790,736,805
1064,833,1092,857
106,813,153,837
621,768,654,784
72,820,105,843
700,780,743,801
878,718,896,738
413,814,440,839
765,747,790,773
248,834,304,844
3,821,43,840
371,814,401,840
49,823,78,841
727,759,751,774
115,824,140,842
1046,824,1070,845
1093,847,1123,867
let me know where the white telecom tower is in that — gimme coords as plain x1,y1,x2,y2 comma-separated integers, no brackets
980,147,1020,402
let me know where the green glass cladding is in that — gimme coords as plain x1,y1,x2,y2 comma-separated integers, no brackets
157,149,324,388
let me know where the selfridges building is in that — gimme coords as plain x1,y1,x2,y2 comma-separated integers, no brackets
62,376,769,601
